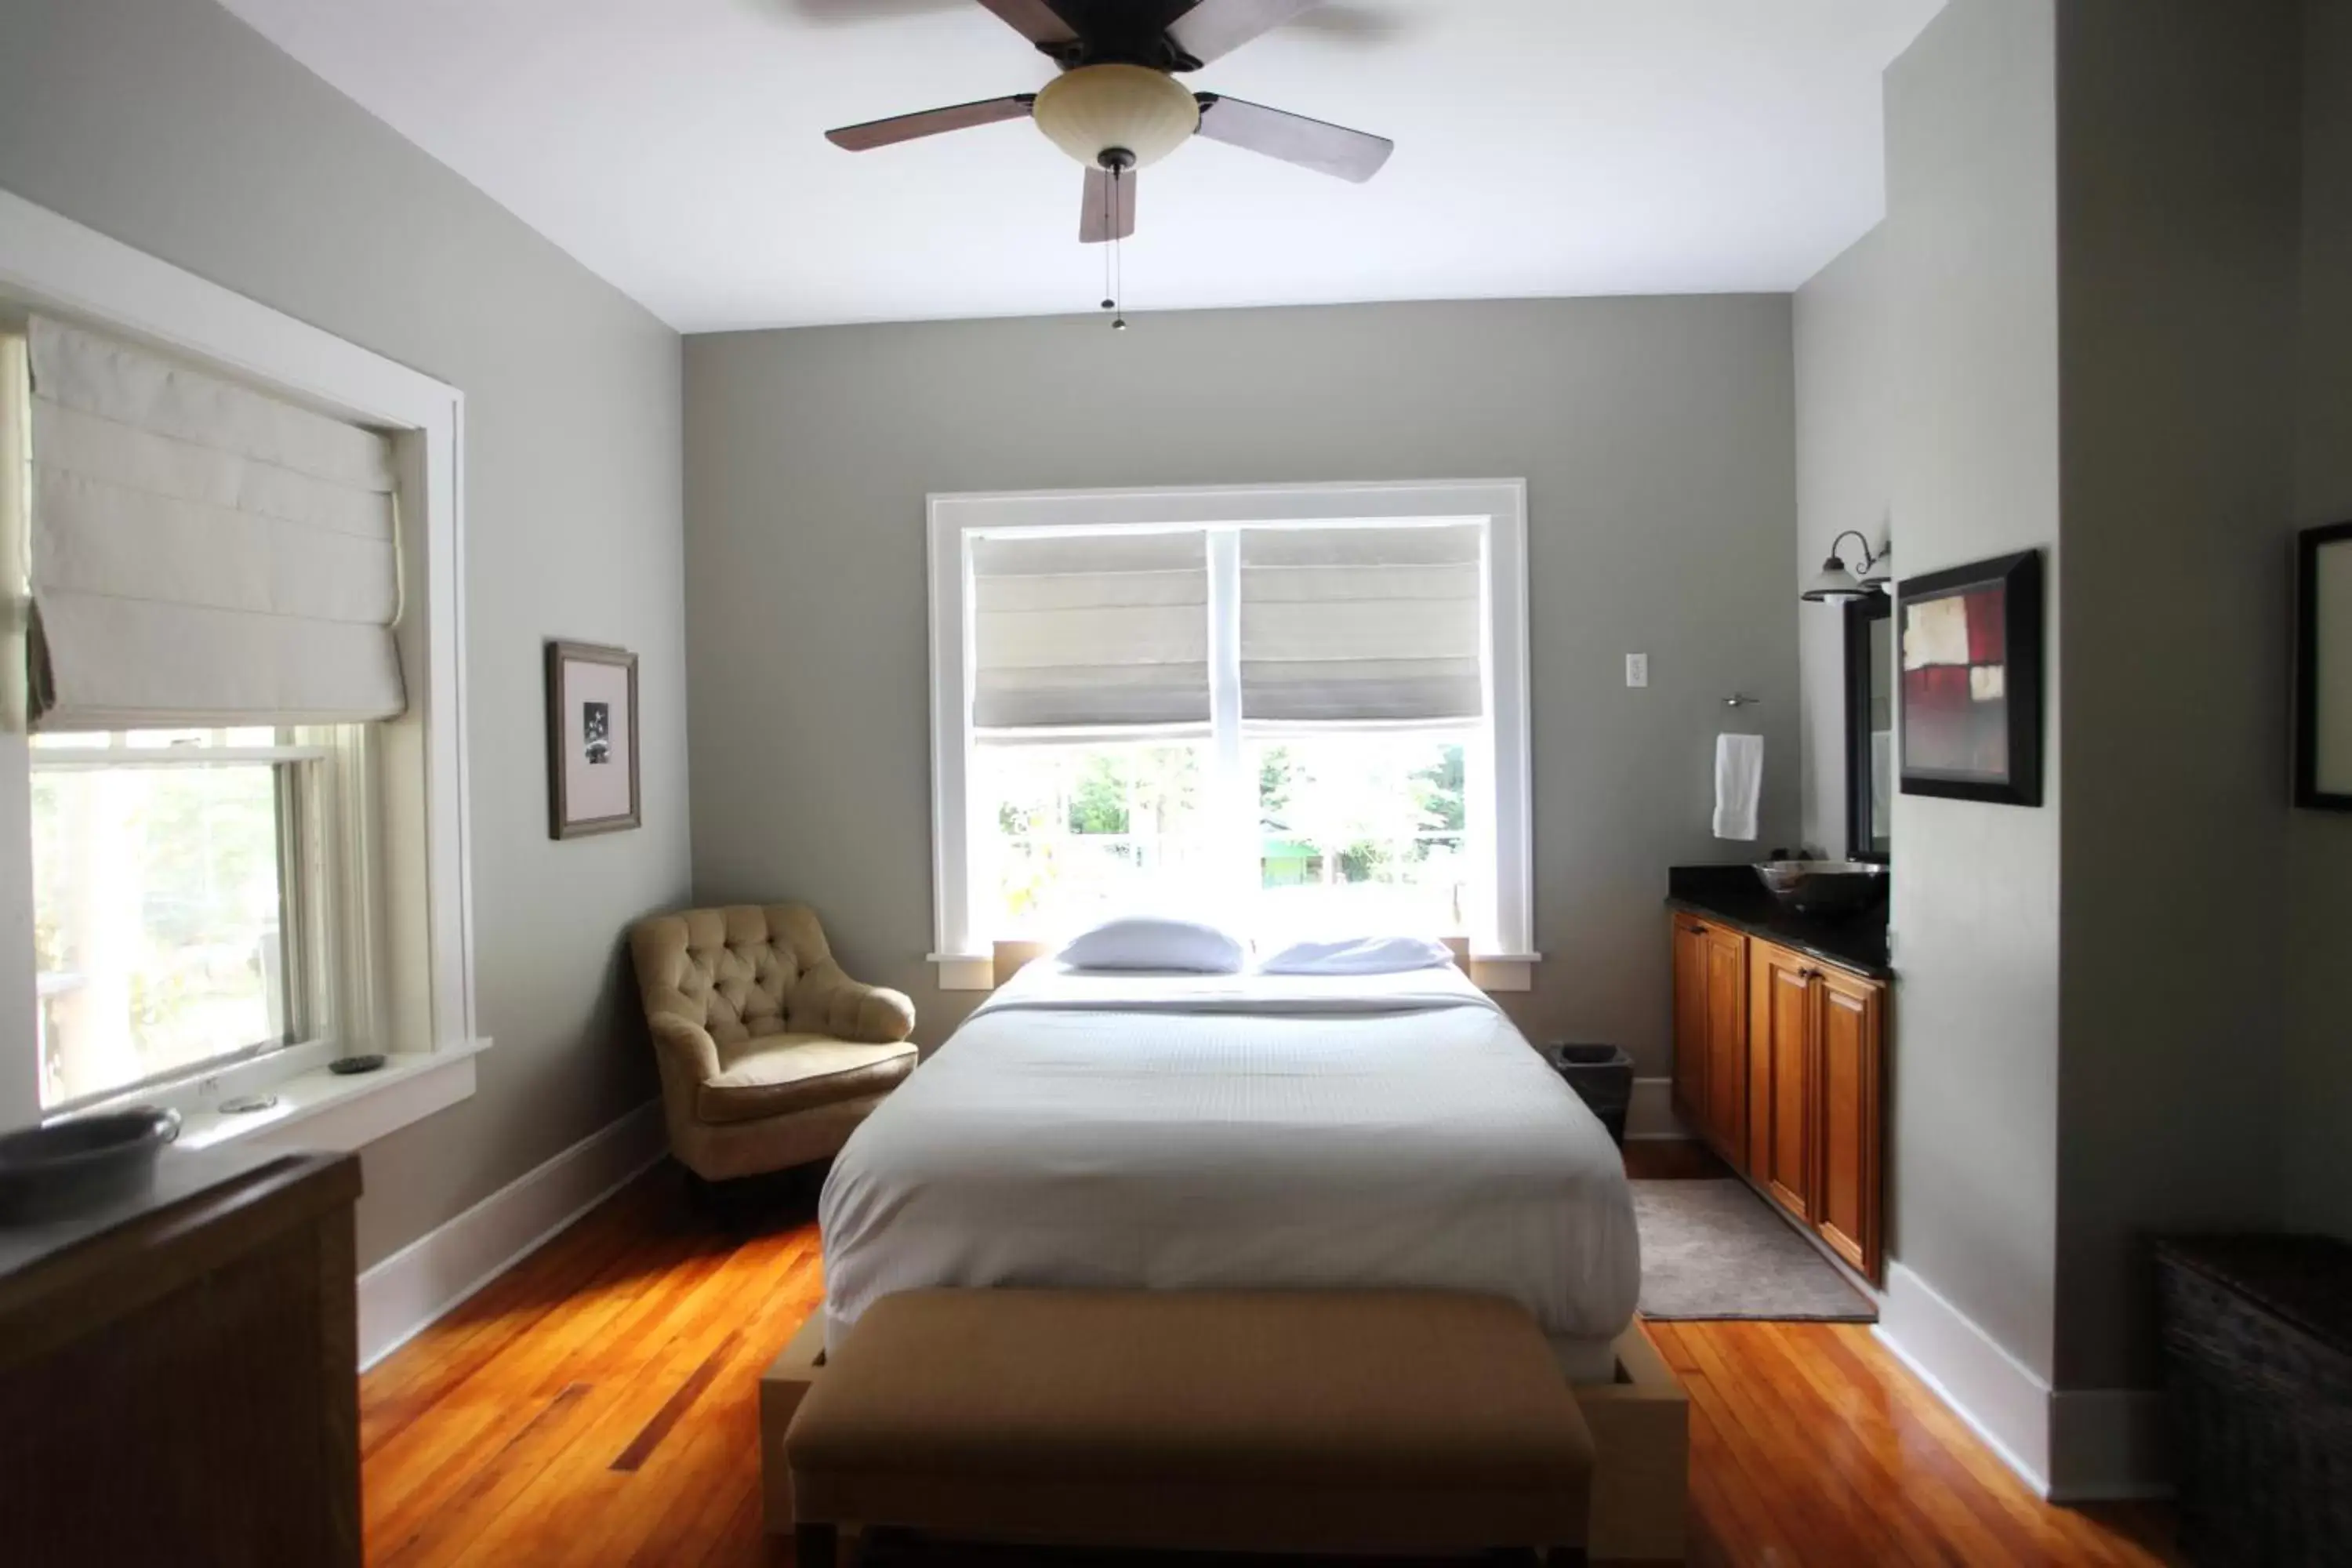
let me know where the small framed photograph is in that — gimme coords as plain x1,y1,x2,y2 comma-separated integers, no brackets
545,640,640,839
2298,521,2352,811
1897,550,2044,807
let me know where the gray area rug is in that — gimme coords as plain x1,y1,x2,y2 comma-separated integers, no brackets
1632,1178,1877,1322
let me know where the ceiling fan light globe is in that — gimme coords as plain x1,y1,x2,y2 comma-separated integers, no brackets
1033,64,1201,170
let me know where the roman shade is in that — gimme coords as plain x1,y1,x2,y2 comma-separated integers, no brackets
1239,523,1485,724
970,530,1208,731
23,316,405,729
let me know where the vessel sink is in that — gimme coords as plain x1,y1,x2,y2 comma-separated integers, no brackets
1753,859,1888,916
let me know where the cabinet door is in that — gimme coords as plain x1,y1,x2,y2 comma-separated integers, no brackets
1701,925,1748,1166
1814,968,1885,1281
1748,943,1817,1219
1670,916,1709,1126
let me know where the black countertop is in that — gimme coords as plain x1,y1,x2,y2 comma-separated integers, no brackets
1666,863,1893,979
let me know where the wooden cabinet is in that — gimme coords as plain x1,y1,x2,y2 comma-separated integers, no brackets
1748,942,1818,1221
1671,917,1708,1127
0,1151,362,1566
1701,924,1748,1165
1668,913,1748,1167
1671,914,1888,1283
1813,967,1884,1276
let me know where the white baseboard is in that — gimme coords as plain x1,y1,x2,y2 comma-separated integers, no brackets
1875,1261,2054,1494
1874,1262,2170,1501
1624,1076,1686,1140
355,1100,667,1370
2049,1388,2170,1501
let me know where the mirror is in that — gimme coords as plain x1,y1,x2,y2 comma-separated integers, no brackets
2299,522,2352,811
1845,595,1893,859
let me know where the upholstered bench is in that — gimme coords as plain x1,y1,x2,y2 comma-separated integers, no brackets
782,1289,1596,1566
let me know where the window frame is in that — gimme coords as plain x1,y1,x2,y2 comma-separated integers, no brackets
27,727,385,1116
927,481,1536,992
0,189,481,1147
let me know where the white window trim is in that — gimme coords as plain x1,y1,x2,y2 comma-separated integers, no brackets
926,480,1537,993
0,189,482,1145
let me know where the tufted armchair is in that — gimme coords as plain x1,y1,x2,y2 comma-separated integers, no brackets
629,904,917,1183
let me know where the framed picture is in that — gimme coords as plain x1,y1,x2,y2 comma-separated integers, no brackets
1896,550,2044,807
545,640,640,838
2298,521,2352,811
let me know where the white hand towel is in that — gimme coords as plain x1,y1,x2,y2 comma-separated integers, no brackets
1713,734,1765,841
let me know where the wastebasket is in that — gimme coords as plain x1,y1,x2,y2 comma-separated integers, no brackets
1548,1043,1633,1146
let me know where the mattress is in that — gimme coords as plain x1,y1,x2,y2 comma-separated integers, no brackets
816,962,1642,1362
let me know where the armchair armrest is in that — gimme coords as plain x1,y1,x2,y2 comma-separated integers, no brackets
791,967,916,1046
648,1013,723,1083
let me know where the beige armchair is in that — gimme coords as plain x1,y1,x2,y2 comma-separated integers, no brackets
630,904,917,1183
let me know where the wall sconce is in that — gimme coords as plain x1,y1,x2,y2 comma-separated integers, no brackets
1802,531,1893,603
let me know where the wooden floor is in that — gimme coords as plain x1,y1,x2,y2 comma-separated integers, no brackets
359,1148,2177,1567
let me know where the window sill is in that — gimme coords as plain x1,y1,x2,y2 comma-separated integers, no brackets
173,1040,488,1154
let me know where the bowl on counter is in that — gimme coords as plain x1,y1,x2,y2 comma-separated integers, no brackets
1753,859,1889,916
0,1105,181,1223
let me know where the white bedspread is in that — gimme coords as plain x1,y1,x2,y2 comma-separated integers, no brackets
816,964,1642,1348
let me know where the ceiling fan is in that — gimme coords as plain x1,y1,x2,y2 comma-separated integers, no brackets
823,0,1396,245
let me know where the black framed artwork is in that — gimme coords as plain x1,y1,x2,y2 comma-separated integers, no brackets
545,640,641,839
1896,550,2044,807
2297,521,2352,811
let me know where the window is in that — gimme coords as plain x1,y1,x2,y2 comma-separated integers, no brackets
931,482,1534,988
29,727,376,1109
1253,731,1470,941
977,739,1213,938
0,201,478,1151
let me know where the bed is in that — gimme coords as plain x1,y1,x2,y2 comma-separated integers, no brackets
815,959,1642,1380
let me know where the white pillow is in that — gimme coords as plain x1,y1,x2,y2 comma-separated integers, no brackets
1258,935,1458,976
1058,916,1247,974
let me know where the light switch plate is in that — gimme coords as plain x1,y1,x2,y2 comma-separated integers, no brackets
1625,653,1650,688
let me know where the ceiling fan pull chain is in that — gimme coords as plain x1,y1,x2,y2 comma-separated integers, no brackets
1112,166,1128,332
1101,170,1116,316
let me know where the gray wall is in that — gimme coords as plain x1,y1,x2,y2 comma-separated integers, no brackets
1881,0,2065,1380
684,297,1800,1076
2050,0,2301,1388
0,0,691,1269
2288,0,2352,1239
1793,227,1895,855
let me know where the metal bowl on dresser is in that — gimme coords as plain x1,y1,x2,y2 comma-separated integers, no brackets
0,1105,182,1223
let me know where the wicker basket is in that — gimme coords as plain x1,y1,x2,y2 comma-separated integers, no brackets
2154,1236,2352,1566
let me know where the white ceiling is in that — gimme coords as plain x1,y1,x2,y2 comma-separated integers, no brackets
219,0,1944,332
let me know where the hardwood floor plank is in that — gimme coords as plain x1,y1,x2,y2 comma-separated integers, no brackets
360,1166,2176,1568
1743,1322,2021,1566
612,1327,746,1472
374,1383,597,1567
1686,1321,1945,1566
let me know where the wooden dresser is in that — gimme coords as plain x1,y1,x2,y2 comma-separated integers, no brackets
1670,908,1889,1283
0,1149,363,1567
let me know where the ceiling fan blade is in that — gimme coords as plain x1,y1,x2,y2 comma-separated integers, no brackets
825,94,1036,151
976,0,1076,46
1192,94,1392,181
1167,0,1324,66
1080,165,1138,243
